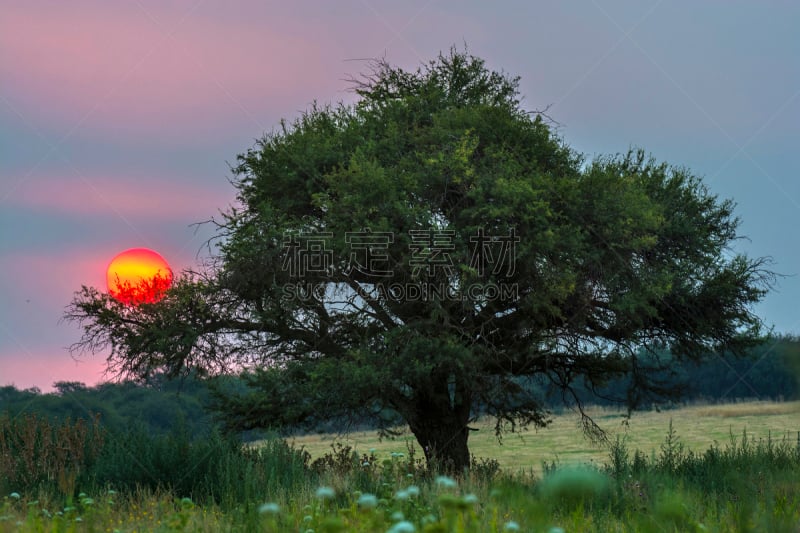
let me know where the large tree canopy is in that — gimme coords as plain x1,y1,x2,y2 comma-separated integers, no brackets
66,50,774,472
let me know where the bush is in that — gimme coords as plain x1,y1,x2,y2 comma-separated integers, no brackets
87,422,313,506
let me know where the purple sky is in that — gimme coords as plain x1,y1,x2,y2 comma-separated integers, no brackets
2,1,798,391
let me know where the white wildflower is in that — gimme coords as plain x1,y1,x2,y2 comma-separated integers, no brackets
315,486,335,500
388,520,416,533
258,502,280,515
357,493,378,509
435,475,457,489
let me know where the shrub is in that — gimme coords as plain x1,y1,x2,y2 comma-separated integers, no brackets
87,422,313,506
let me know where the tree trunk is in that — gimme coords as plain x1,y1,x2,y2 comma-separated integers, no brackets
409,413,471,474
405,375,472,474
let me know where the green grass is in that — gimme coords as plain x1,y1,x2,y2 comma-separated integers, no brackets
1,400,798,532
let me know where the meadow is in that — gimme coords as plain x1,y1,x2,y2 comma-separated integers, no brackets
290,400,800,475
1,400,798,532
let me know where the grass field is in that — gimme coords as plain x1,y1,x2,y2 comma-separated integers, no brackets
2,400,799,531
289,400,800,473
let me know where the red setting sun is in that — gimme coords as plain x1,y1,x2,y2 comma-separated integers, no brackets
106,248,173,305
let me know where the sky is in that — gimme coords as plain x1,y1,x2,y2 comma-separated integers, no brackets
1,1,798,392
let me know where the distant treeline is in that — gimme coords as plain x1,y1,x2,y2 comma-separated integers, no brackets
563,334,800,407
1,336,798,437
0,373,216,438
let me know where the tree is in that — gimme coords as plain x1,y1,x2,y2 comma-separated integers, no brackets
53,381,88,395
65,49,774,473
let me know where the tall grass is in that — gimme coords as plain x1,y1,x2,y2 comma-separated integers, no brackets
606,419,800,492
1,413,312,506
603,420,800,532
0,412,104,496
1,412,798,531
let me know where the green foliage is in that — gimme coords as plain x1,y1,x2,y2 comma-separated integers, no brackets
88,424,311,506
65,48,776,472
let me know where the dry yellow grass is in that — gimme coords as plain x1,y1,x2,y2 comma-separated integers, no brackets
286,400,800,475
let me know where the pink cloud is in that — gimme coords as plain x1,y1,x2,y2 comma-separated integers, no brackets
0,350,109,392
1,2,344,140
8,174,236,221
2,247,115,300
